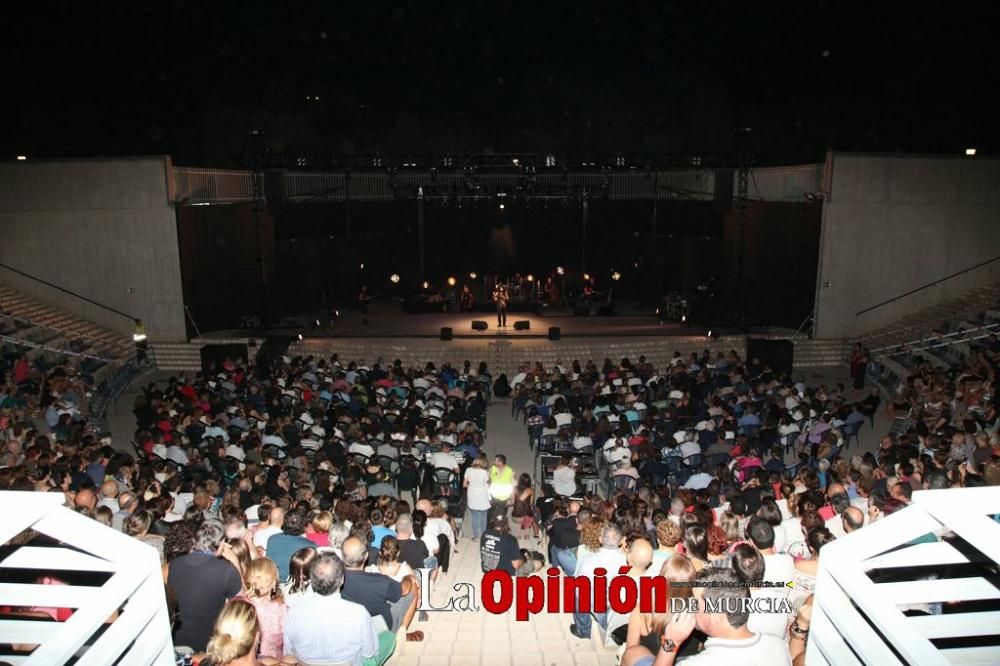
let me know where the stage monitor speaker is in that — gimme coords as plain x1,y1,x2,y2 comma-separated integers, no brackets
471,320,488,331
513,320,530,331
574,304,590,316
440,327,453,341
548,326,561,341
746,338,794,376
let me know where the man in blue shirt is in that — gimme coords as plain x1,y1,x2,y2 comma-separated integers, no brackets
266,508,314,581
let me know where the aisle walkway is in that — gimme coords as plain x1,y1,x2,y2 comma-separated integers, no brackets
393,399,618,666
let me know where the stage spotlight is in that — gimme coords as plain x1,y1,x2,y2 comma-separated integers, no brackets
526,274,534,282
314,320,321,327
469,272,477,279
681,314,687,323
390,273,400,284
583,273,591,281
297,333,303,341
359,263,365,270
512,158,520,166
966,148,977,156
447,276,457,286
556,266,565,276
16,155,27,161
422,281,430,289
499,203,505,210
611,271,621,281
707,329,713,338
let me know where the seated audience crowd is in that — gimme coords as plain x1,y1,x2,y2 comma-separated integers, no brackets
1,340,998,666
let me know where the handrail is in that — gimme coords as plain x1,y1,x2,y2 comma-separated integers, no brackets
855,255,1000,316
0,262,137,322
870,320,1000,355
0,312,130,351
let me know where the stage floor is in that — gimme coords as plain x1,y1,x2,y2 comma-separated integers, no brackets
205,303,748,340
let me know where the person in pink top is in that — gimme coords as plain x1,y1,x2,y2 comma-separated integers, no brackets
305,511,332,548
237,558,288,660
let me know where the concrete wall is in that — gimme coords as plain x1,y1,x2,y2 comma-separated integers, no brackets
0,157,186,340
814,154,1000,338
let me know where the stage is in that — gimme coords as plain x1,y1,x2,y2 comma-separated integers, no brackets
215,303,736,340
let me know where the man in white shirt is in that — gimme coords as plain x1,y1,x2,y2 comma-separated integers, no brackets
552,456,578,497
428,442,459,473
747,518,794,595
572,434,594,451
679,432,701,459
348,439,376,460
683,464,714,490
643,569,791,666
570,523,626,640
253,506,285,554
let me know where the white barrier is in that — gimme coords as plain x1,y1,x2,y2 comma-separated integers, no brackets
0,491,173,665
807,487,1000,665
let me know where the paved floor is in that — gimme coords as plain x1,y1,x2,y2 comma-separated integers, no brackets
395,365,889,665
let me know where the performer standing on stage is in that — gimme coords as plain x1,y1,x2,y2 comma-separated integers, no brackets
493,282,509,327
358,285,371,325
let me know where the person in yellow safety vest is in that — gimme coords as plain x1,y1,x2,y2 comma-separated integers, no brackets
489,454,514,514
133,318,148,365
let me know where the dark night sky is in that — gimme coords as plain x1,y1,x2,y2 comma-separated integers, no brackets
3,1,998,167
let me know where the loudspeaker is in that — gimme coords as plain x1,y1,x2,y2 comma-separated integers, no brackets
548,326,561,341
513,320,530,331
440,327,453,341
471,320,488,331
574,304,591,316
747,338,794,375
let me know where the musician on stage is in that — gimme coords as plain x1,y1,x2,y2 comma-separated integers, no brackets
358,285,371,325
460,284,475,312
493,282,509,327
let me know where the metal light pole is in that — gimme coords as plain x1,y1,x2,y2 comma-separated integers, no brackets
417,186,426,281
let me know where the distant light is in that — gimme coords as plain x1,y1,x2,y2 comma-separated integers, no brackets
16,155,27,161
526,274,534,282
707,330,713,338
390,273,400,284
556,266,565,276
315,320,321,326
298,333,304,341
422,281,429,289
512,158,520,166
190,202,211,206
334,310,340,316
469,272,477,279
499,203,505,210
681,314,687,323
545,154,556,167
447,276,457,286
583,273,591,281
359,263,365,269
966,148,977,156
611,271,621,281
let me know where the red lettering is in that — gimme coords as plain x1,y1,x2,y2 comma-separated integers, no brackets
515,575,545,621
546,567,561,613
609,573,638,614
482,570,513,614
593,568,608,613
563,575,591,613
639,576,668,613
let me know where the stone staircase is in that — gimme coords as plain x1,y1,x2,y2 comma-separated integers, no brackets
0,283,133,386
150,342,204,373
791,338,848,369
855,283,1000,397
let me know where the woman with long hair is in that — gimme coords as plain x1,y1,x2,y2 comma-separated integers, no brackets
621,554,699,664
237,558,287,660
201,599,262,666
280,547,317,607
365,536,415,582
510,472,540,541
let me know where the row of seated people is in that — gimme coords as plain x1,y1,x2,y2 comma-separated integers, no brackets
0,352,499,665
495,348,1000,666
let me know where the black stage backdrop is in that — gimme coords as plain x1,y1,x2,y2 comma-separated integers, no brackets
175,197,818,331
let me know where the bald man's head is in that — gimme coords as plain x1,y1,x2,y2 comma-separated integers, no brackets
100,480,119,499
568,501,581,515
826,482,846,498
416,499,433,514
118,492,137,511
74,488,97,511
842,506,865,533
341,535,368,568
269,506,285,527
628,538,654,572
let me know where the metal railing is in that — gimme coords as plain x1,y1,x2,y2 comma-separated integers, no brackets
855,255,1000,317
172,167,263,203
0,311,130,356
0,262,137,322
